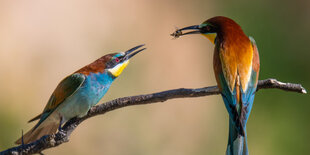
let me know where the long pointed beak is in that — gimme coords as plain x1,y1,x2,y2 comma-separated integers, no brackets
171,25,201,38
125,44,146,60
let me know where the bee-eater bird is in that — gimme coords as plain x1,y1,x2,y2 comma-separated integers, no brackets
15,44,146,144
171,16,260,155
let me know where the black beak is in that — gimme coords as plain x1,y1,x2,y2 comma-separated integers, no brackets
124,44,146,60
171,25,201,38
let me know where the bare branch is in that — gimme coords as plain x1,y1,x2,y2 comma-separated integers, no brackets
1,78,306,155
257,78,307,93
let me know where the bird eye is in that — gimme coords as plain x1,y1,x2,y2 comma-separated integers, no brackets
200,26,208,33
206,25,211,31
115,58,120,62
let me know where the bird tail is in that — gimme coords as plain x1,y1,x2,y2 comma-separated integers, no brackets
15,116,59,144
226,119,248,155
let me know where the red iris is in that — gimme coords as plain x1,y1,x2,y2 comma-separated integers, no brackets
115,58,120,62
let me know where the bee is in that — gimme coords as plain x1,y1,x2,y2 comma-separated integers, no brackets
170,28,182,38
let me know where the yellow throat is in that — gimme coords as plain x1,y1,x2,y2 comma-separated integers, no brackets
202,33,217,44
108,60,130,77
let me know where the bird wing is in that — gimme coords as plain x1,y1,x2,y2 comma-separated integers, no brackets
214,44,241,134
215,37,259,135
240,37,260,124
28,73,86,124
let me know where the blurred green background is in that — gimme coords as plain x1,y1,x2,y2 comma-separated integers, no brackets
0,0,309,154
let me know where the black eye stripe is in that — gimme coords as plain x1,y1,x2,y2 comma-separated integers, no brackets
116,56,125,60
206,25,211,31
200,26,208,33
107,55,127,69
200,25,215,33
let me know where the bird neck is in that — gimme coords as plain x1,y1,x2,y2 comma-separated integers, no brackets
88,71,116,85
219,30,248,44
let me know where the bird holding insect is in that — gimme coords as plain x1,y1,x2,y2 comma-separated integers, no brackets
172,16,260,155
15,45,146,144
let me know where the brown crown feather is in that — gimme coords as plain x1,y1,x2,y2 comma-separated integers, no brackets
75,53,117,75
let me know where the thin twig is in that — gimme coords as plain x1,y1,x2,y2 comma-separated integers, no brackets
0,78,306,155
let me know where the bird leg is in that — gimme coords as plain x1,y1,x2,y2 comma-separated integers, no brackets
21,130,24,146
58,116,63,131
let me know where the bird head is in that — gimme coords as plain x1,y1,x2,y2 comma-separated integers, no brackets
75,44,145,77
106,44,145,77
171,16,244,44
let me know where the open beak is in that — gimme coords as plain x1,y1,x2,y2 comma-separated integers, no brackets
171,25,201,38
124,44,146,60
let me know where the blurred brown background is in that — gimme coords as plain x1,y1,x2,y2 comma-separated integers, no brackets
0,0,309,154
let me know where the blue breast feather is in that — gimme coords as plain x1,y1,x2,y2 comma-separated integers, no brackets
56,71,115,120
82,72,115,106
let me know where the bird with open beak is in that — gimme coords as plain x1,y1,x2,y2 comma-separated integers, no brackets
16,44,146,144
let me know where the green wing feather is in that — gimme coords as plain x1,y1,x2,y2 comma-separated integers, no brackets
29,73,86,123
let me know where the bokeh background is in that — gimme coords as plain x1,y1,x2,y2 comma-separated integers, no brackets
0,0,309,154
